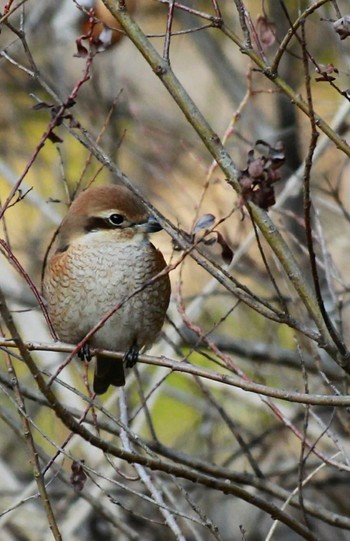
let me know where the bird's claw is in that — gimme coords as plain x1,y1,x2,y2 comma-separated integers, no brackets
77,343,92,362
124,343,139,368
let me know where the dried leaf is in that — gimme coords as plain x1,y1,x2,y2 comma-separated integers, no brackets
48,131,63,144
215,232,233,264
315,64,338,83
238,140,284,211
268,141,285,165
75,37,89,58
239,174,253,193
247,148,255,164
66,98,76,109
32,101,53,111
318,63,339,75
248,157,265,179
69,117,81,129
193,213,215,234
315,74,336,82
49,105,62,120
251,184,275,210
203,236,216,246
256,15,276,48
70,460,87,492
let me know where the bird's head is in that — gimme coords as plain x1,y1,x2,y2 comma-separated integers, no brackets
55,185,162,252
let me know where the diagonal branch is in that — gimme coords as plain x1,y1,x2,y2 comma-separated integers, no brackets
100,0,349,368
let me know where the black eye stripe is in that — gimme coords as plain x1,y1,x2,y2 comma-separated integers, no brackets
84,216,124,232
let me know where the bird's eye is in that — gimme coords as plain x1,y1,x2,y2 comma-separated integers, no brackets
108,213,124,226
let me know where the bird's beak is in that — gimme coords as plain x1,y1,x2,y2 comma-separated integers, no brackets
136,216,163,233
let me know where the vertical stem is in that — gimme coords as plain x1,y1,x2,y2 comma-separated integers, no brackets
300,20,348,357
163,0,175,62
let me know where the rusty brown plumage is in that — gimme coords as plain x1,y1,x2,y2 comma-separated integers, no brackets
43,185,170,394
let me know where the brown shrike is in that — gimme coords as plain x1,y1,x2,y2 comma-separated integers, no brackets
43,185,170,394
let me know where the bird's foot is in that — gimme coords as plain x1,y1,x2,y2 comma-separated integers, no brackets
77,343,92,362
124,343,139,368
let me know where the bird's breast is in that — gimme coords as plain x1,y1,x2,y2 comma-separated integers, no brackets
43,235,170,351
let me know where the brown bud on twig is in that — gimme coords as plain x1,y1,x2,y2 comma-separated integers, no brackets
171,213,233,265
70,460,87,492
238,140,285,211
256,15,276,49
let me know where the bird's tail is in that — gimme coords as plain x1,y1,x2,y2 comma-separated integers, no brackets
93,355,125,395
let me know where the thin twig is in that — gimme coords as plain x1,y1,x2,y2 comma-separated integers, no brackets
163,0,175,63
119,391,187,540
2,337,350,407
0,370,349,531
300,20,349,358
232,0,252,49
2,316,62,540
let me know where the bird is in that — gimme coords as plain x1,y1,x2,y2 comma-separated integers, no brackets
79,0,137,49
42,185,170,394
53,1,136,53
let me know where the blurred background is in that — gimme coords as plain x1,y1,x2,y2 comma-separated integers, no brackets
1,1,350,540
